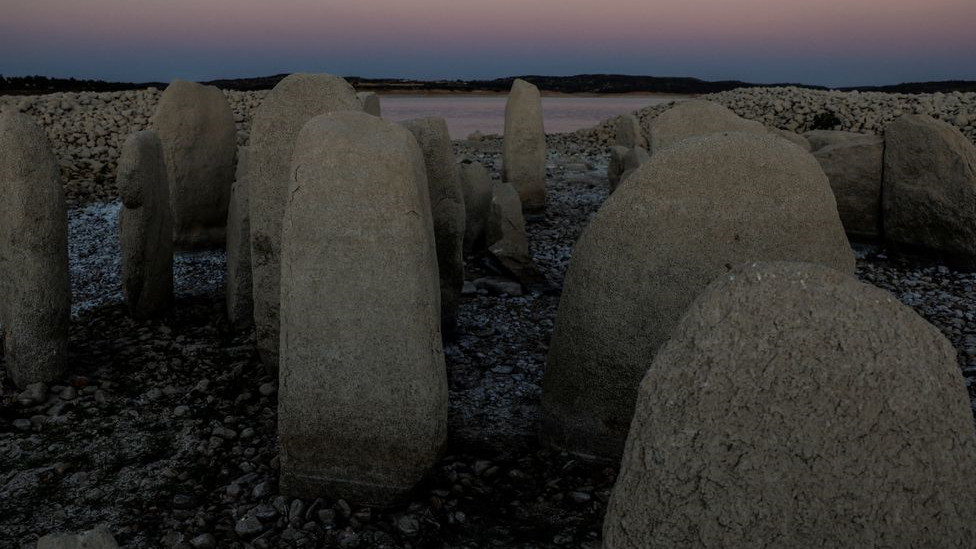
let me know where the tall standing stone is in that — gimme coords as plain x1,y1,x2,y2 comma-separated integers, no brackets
883,114,976,261
813,135,884,240
118,130,173,319
247,73,362,372
400,117,465,337
460,161,493,253
226,147,252,328
357,91,381,116
614,114,647,149
0,111,70,388
502,79,546,214
151,79,237,249
279,111,446,505
542,133,854,462
604,261,976,549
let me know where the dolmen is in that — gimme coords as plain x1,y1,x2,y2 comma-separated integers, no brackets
247,73,362,373
502,79,546,215
151,79,237,249
542,132,854,462
278,111,447,506
400,117,465,338
118,130,173,319
603,261,976,548
0,111,70,388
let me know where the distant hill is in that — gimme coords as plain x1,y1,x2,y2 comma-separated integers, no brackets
2,73,975,96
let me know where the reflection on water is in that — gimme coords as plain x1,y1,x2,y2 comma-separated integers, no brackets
380,95,685,139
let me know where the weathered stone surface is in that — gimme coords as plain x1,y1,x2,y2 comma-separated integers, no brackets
604,261,976,549
279,111,446,506
613,146,650,193
226,146,252,328
357,92,381,116
502,79,546,213
648,100,766,153
883,114,976,260
487,182,546,289
247,73,361,371
814,135,884,240
772,128,812,150
151,79,237,249
802,129,866,151
400,117,465,337
118,130,173,319
614,114,647,149
607,145,629,191
460,161,493,253
37,525,120,549
0,111,70,388
542,132,854,462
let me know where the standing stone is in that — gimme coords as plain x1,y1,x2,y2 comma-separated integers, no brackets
247,73,362,372
357,91,381,116
813,135,884,240
883,114,976,261
151,79,237,249
0,111,69,388
802,129,867,151
502,79,546,214
486,182,546,289
648,100,766,154
614,146,651,193
771,128,812,151
279,111,447,506
614,114,647,149
400,117,465,337
118,130,173,319
542,133,854,462
460,161,493,253
607,145,629,191
226,147,252,328
604,261,976,549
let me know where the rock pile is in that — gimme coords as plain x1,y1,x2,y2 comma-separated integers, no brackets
117,130,173,319
0,111,71,389
604,261,976,548
542,132,854,462
279,111,446,505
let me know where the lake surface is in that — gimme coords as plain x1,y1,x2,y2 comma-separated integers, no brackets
379,95,685,139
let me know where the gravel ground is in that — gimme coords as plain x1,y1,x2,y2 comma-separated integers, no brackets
2,130,975,548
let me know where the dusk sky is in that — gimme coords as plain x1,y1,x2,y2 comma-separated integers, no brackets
2,0,974,87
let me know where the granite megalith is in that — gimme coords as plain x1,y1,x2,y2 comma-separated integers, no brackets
603,261,976,549
883,114,976,261
0,111,70,388
278,111,447,506
813,134,884,240
357,91,381,116
648,100,766,154
486,182,546,289
460,160,493,253
247,73,362,372
226,147,253,328
614,114,647,149
151,79,237,249
400,117,466,337
502,79,547,214
542,132,854,462
118,130,174,319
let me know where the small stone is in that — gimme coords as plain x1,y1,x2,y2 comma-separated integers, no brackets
234,515,264,539
396,515,420,536
289,499,306,523
252,479,277,499
569,491,592,504
189,533,216,549
253,503,278,521
60,386,78,401
258,382,276,397
13,418,31,431
173,405,190,417
172,494,196,510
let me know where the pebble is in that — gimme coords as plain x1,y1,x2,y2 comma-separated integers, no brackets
189,533,216,549
234,515,264,539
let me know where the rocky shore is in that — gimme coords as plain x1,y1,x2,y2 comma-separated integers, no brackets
2,87,976,548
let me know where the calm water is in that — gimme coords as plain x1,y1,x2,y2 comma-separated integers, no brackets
380,95,684,139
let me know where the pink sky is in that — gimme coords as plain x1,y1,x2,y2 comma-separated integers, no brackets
1,0,973,85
